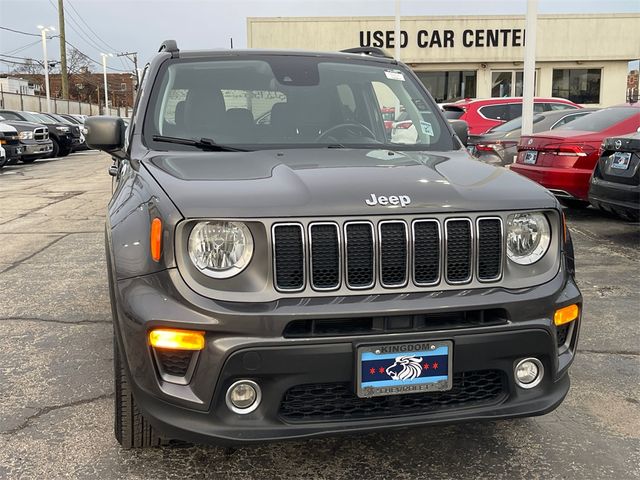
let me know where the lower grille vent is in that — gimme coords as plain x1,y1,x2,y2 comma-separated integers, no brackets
280,370,507,422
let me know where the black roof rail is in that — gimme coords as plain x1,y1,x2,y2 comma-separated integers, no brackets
158,40,179,56
340,47,393,59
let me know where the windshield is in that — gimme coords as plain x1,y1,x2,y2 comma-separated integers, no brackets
144,56,454,151
47,113,74,125
21,112,53,124
557,107,639,132
12,111,42,123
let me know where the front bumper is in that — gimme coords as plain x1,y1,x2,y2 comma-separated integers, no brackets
21,141,53,158
511,163,592,201
112,266,581,445
2,144,23,161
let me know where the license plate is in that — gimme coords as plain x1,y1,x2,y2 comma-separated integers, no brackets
524,151,538,164
356,340,453,398
611,152,631,170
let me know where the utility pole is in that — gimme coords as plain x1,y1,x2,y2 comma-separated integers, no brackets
117,51,139,87
57,0,69,99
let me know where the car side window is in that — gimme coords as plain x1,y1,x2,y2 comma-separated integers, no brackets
551,113,583,129
479,104,510,121
533,103,545,114
507,104,523,120
549,103,574,111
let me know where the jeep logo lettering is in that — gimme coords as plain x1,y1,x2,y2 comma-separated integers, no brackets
365,194,411,207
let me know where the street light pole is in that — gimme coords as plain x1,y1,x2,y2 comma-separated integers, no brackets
101,53,113,115
37,25,55,113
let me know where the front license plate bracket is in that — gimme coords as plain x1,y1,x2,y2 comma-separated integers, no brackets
356,340,453,398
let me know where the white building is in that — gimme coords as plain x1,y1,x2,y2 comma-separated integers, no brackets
248,14,640,107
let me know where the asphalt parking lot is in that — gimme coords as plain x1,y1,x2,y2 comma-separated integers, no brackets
0,151,638,479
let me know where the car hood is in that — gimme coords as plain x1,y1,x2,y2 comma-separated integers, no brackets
1,120,42,132
142,148,556,218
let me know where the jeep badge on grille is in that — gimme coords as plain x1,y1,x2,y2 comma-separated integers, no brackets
365,194,411,207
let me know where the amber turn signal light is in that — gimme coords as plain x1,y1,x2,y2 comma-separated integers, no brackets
150,217,162,262
554,304,579,326
149,329,205,350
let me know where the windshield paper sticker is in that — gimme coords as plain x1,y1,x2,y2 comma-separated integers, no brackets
420,121,434,136
384,69,405,81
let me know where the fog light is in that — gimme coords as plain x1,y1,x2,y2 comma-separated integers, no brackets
226,380,261,414
514,358,544,389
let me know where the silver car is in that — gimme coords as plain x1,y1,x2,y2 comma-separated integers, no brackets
468,108,599,165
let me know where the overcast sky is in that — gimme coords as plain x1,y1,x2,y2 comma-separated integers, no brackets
1,0,639,75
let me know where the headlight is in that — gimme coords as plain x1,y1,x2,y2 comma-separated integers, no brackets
188,221,253,278
506,212,551,265
19,131,34,140
58,126,70,132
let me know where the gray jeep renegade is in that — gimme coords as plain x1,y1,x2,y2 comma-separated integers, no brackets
85,40,582,448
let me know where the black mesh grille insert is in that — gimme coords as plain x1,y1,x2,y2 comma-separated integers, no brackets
556,324,571,347
413,221,440,284
446,220,472,283
310,224,340,289
345,223,374,288
379,222,408,286
477,219,502,280
155,349,193,377
280,370,506,422
273,225,305,290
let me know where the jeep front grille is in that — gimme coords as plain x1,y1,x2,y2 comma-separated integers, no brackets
272,216,504,293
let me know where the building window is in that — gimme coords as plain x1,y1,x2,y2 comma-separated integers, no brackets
552,69,601,104
415,71,476,103
491,71,537,97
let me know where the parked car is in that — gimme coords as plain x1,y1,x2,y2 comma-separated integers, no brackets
442,97,581,135
59,113,90,150
38,113,84,151
468,108,599,166
589,132,640,221
0,121,22,167
0,110,74,158
0,117,53,163
85,41,581,448
512,104,640,208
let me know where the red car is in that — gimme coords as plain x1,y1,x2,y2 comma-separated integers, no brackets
512,104,640,208
442,97,581,135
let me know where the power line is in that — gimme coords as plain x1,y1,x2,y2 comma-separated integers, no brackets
63,0,129,71
65,0,119,53
46,0,106,55
0,26,48,38
2,39,42,56
63,39,128,72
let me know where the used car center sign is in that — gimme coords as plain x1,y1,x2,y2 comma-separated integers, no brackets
359,29,526,49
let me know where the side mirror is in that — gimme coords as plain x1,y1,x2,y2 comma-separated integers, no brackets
449,119,469,147
85,116,125,154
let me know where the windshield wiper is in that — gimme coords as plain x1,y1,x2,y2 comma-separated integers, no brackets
152,135,249,152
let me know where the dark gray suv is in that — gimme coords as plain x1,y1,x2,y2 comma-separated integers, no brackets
86,41,582,448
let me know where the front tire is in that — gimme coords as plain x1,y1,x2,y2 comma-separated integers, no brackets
50,138,60,158
114,333,166,449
